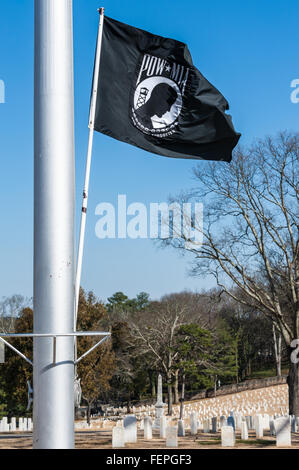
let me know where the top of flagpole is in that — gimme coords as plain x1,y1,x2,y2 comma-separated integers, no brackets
98,7,104,14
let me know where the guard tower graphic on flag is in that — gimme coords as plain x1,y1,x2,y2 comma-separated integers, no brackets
136,87,149,108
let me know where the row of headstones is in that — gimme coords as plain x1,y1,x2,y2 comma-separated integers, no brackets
112,413,232,448
75,419,115,430
0,417,33,432
186,412,299,436
112,413,298,448
182,404,289,414
205,413,298,434
175,403,289,418
221,416,294,447
105,405,156,416
78,410,298,437
197,413,298,433
106,399,288,421
172,411,289,423
112,415,180,448
105,384,289,420
175,388,288,416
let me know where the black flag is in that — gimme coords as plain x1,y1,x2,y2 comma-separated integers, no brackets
93,16,240,162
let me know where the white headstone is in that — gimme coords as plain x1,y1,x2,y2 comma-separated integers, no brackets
154,374,165,428
246,415,253,430
255,415,263,438
220,415,227,428
190,412,198,435
124,415,137,443
235,414,242,431
23,417,28,432
211,417,217,433
144,416,152,440
177,419,185,437
263,414,270,430
274,417,291,447
166,426,178,447
203,419,210,433
269,419,276,436
28,418,33,431
2,417,9,432
11,417,16,432
112,426,125,448
221,426,235,447
241,421,248,440
160,416,167,438
18,418,23,432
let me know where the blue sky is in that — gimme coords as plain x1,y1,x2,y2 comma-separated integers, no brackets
0,0,298,302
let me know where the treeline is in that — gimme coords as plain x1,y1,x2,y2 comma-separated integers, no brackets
0,288,285,418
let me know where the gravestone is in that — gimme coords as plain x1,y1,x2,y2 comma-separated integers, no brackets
220,415,227,427
203,419,210,433
160,416,167,438
166,426,178,447
154,374,165,428
190,412,198,435
211,417,217,433
269,419,276,436
255,415,263,438
124,415,137,443
11,417,16,432
112,426,125,448
221,426,235,447
18,418,23,432
241,421,248,440
263,414,270,430
274,417,291,447
23,418,28,432
246,415,253,430
28,418,33,431
227,415,235,431
177,419,185,437
0,418,8,432
144,416,152,440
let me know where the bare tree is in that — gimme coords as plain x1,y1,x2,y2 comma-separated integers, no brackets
162,132,299,414
123,292,211,415
0,295,31,333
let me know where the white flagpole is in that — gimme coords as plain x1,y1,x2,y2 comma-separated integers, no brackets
34,0,75,448
74,7,105,326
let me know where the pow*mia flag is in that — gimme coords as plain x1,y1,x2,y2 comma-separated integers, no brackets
93,16,240,162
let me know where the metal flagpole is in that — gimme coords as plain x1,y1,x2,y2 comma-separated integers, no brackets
34,0,75,449
74,8,105,325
